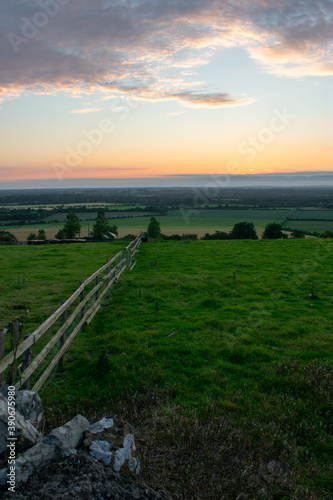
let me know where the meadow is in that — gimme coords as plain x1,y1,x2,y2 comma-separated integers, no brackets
289,210,333,220
0,242,124,331
5,238,328,499
282,220,333,234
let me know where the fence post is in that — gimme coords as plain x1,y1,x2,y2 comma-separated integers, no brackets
122,248,126,267
0,329,6,386
21,333,33,390
9,319,19,385
128,248,132,267
106,257,110,297
80,281,85,331
58,300,67,371
106,257,110,286
80,282,85,318
95,274,100,301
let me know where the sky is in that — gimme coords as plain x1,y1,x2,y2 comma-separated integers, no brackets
0,0,332,189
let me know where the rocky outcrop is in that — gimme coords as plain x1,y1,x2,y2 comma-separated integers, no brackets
84,416,140,474
3,450,172,500
0,389,170,499
0,393,42,457
15,390,43,431
0,414,90,488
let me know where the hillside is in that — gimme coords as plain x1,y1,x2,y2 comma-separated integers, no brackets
37,239,333,499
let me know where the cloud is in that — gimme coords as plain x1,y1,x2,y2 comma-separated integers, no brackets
170,91,255,108
0,0,332,107
132,89,255,108
70,107,102,114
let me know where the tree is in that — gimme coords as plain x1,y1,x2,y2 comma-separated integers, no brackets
0,230,17,244
320,230,333,238
63,212,81,239
201,231,229,240
229,222,258,240
91,211,118,240
55,228,65,239
291,229,305,239
27,232,37,241
262,223,286,239
37,229,46,240
147,217,162,239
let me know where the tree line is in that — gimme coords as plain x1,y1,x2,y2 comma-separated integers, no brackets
27,211,118,241
147,218,307,240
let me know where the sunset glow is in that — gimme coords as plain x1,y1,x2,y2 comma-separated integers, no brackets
0,1,332,188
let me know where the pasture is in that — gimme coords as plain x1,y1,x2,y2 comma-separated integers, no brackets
283,220,333,233
0,242,124,331
21,238,332,499
289,210,333,220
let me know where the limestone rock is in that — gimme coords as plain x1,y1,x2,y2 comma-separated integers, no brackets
44,414,89,451
15,390,43,431
0,394,42,457
84,415,140,475
1,414,89,488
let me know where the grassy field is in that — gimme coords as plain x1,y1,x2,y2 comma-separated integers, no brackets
0,242,124,331
282,220,333,233
289,210,333,220
0,203,141,210
1,208,294,241
22,239,332,499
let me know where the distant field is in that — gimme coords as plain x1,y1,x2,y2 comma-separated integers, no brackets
282,220,333,233
0,203,141,210
3,208,332,241
43,211,155,222
288,210,333,220
90,208,292,237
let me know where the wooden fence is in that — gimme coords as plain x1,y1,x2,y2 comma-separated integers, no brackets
0,233,143,392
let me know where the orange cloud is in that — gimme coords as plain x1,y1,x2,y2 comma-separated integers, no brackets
70,108,102,114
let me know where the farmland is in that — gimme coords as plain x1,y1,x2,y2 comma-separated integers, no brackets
282,220,333,234
2,239,331,498
1,186,333,242
1,208,295,241
2,205,333,242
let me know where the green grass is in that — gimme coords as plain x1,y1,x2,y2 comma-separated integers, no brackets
283,220,333,233
0,208,293,241
37,239,333,499
0,242,124,331
289,210,333,220
3,208,333,241
105,208,291,236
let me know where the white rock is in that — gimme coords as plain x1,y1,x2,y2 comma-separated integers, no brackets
88,417,114,434
89,440,112,465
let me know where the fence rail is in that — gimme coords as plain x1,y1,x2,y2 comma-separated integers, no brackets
0,233,143,392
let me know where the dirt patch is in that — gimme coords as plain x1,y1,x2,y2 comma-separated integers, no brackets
3,450,171,500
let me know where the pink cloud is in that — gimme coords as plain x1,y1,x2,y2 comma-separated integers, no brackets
0,0,331,108
70,107,102,114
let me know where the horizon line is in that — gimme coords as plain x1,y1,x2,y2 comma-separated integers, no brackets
1,171,333,191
